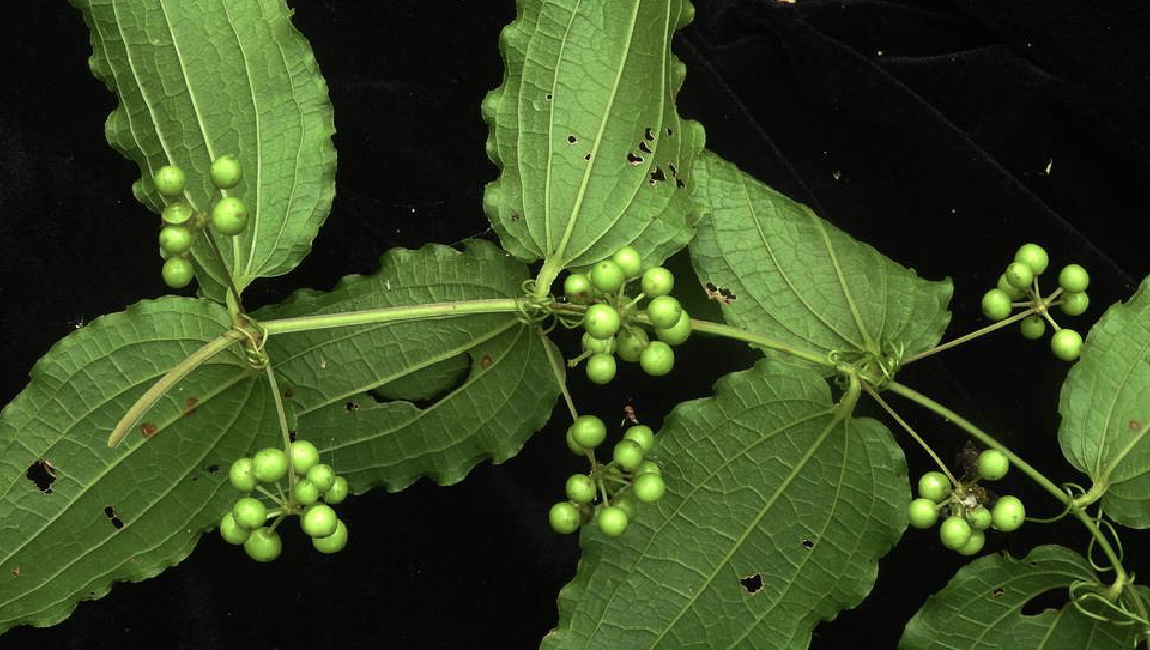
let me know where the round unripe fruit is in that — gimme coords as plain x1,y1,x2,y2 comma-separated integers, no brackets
162,257,195,289
569,415,607,449
159,225,194,256
582,333,615,355
584,304,621,339
656,311,691,346
939,516,972,550
564,273,593,304
613,494,638,521
228,457,256,491
612,440,645,471
647,296,682,329
992,496,1026,532
1050,328,1083,361
209,154,243,189
211,197,249,235
1058,264,1089,293
957,529,985,556
585,353,616,385
634,460,661,476
305,464,336,493
612,246,641,278
639,341,674,377
549,502,581,534
641,267,674,297
596,505,629,537
997,274,1025,300
232,497,267,530
243,527,282,562
161,202,195,225
615,328,649,362
302,504,339,538
1004,262,1034,291
252,448,289,483
323,476,349,505
918,472,952,502
312,519,348,554
589,260,625,294
566,429,588,456
566,474,597,504
1020,315,1046,340
981,289,1013,321
908,498,939,529
293,478,320,506
977,449,1010,481
1061,292,1089,316
154,165,186,197
1015,243,1049,275
219,513,250,545
632,473,665,503
290,440,320,475
967,506,993,531
623,425,655,453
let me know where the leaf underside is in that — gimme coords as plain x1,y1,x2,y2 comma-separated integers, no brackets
71,0,337,299
542,360,908,650
689,150,953,371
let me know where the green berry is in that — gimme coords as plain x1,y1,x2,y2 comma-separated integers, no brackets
992,496,1025,532
159,225,194,256
917,472,951,502
306,464,336,493
549,502,581,534
252,448,289,483
939,516,972,550
582,333,615,355
655,311,691,346
641,267,674,298
639,341,674,377
243,527,282,562
232,497,267,530
161,202,194,225
570,415,607,449
228,457,256,491
996,274,1025,300
323,476,349,505
977,449,1010,481
981,288,1013,321
585,353,616,385
566,429,588,456
290,440,320,475
584,304,621,339
956,529,985,556
301,504,339,538
612,439,645,471
566,474,597,504
161,257,195,289
1058,264,1089,293
907,498,939,529
1020,315,1046,340
1050,328,1082,361
209,154,243,189
1014,243,1049,275
312,519,348,554
612,246,641,278
154,165,186,197
564,273,593,304
589,260,625,294
219,512,250,545
293,478,320,506
632,473,665,503
1004,262,1034,291
596,505,629,537
613,494,639,520
647,296,682,330
967,506,993,531
211,197,249,236
634,460,661,476
615,327,649,362
623,425,655,453
1061,291,1089,316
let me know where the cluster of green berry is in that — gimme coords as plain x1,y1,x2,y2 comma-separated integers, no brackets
153,155,247,289
548,416,667,537
907,449,1024,556
979,243,1090,361
565,246,688,384
219,439,350,561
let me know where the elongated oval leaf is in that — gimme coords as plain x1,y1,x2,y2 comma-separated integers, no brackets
0,298,286,634
71,0,336,299
483,0,705,280
542,360,908,650
689,150,953,371
257,240,560,491
900,545,1141,650
1058,275,1150,528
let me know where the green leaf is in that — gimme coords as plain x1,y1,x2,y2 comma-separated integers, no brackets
688,150,953,371
0,298,285,634
71,0,337,299
257,240,561,491
1058,275,1150,528
482,0,706,283
899,545,1141,650
542,360,908,650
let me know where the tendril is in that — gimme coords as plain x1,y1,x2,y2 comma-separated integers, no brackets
517,279,558,331
1026,482,1086,524
1087,512,1125,572
1069,580,1147,626
239,318,270,370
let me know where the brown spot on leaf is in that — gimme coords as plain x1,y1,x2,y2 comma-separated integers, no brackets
11,566,20,577
480,354,494,369
740,573,763,594
207,464,220,474
141,423,158,439
992,587,1005,597
282,389,294,399
184,396,198,414
1130,420,1142,431
26,460,57,493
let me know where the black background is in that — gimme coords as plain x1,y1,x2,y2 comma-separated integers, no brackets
3,1,1150,648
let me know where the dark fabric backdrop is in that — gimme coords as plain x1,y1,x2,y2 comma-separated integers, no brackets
2,1,1149,648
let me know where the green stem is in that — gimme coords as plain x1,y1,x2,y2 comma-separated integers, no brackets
261,299,523,335
903,309,1034,365
684,317,837,370
539,326,578,421
886,380,1128,592
263,365,296,495
864,383,958,486
535,258,564,300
